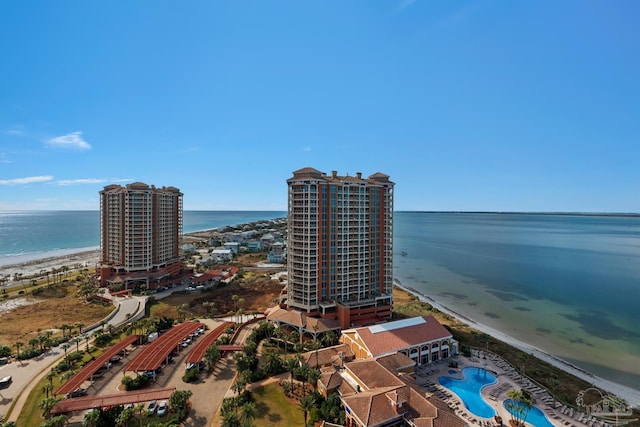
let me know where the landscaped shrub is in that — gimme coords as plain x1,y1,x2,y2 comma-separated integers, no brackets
67,351,84,363
0,345,11,358
121,374,151,390
55,361,71,372
182,367,198,383
17,347,44,360
93,333,113,347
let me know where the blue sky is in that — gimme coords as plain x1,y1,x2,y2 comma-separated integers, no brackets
1,1,638,212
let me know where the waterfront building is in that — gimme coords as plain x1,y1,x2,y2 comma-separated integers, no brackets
98,182,184,289
341,316,458,366
285,167,395,329
312,352,465,427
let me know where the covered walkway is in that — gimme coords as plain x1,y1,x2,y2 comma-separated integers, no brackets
55,335,141,396
125,322,201,373
51,387,175,415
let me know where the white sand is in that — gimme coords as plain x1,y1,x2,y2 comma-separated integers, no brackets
394,279,640,409
0,249,100,281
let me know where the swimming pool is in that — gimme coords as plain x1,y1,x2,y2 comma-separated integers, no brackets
503,400,555,427
438,367,497,418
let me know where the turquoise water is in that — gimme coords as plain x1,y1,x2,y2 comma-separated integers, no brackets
438,367,497,418
0,210,286,262
394,212,640,391
2,210,639,392
504,399,555,427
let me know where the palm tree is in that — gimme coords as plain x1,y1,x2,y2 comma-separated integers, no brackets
42,382,53,398
202,301,217,318
177,303,189,322
262,349,283,375
61,343,70,363
239,401,256,426
506,389,532,427
75,322,85,335
83,408,101,427
39,396,59,419
232,294,239,313
518,352,529,380
116,407,134,427
308,368,321,391
42,415,68,427
299,395,315,427
134,402,145,427
547,376,561,408
28,338,39,351
286,356,299,394
221,412,240,427
322,330,338,347
14,341,23,359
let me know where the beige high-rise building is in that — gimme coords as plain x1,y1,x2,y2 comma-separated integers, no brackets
98,182,184,289
286,167,394,329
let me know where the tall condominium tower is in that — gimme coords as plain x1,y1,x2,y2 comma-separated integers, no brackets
98,182,184,289
286,167,394,329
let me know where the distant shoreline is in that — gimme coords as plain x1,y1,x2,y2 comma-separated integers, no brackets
395,211,640,218
393,279,640,409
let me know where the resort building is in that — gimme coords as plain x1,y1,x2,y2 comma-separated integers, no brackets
341,316,458,366
285,167,395,329
313,353,466,427
98,182,185,289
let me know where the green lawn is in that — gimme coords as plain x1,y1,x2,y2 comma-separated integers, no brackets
252,382,302,427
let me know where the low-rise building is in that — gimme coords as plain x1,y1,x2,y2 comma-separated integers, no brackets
223,242,240,254
211,248,233,263
341,316,457,366
313,354,466,427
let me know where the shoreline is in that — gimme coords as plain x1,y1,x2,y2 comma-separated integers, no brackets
393,279,640,409
2,235,637,409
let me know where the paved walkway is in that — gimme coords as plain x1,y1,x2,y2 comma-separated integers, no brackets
0,293,146,422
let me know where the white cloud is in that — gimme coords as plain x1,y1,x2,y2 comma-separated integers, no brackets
0,152,9,163
6,129,24,136
0,175,54,185
45,131,91,150
302,146,312,152
55,178,107,186
54,177,134,186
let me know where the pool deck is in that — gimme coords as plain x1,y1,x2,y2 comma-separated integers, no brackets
413,353,615,427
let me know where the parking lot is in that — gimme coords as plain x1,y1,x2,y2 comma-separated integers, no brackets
64,318,239,426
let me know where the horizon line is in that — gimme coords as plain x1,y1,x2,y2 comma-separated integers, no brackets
1,209,638,217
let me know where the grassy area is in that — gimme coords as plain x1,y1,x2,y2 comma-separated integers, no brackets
252,382,302,427
14,336,124,427
0,283,114,348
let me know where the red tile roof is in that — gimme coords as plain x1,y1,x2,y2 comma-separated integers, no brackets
351,315,452,357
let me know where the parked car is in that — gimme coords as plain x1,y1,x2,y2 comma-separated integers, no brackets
157,400,168,416
0,376,12,389
147,400,158,415
67,387,87,398
109,354,122,363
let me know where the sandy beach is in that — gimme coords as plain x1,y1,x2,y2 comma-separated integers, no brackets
393,279,640,410
1,248,638,410
0,248,100,280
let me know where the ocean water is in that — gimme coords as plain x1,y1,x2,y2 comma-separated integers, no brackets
0,210,286,264
393,212,640,392
1,210,639,392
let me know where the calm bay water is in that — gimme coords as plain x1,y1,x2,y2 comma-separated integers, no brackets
393,212,640,391
1,210,639,391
